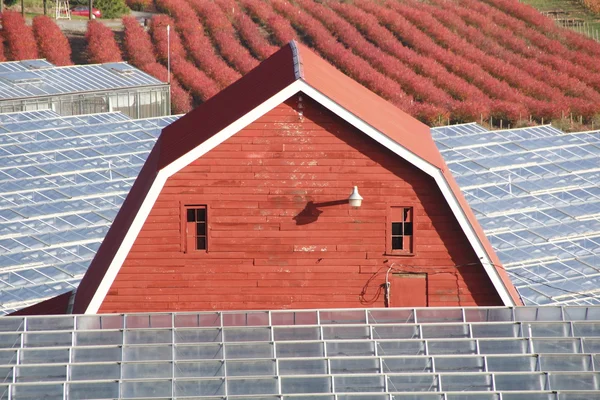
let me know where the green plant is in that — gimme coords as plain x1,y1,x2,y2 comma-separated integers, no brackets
93,0,129,18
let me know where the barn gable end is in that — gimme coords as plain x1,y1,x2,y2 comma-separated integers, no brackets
99,95,502,312
71,42,520,314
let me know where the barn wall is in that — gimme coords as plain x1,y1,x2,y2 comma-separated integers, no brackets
99,94,502,313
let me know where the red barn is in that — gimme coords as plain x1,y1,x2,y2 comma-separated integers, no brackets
25,42,522,315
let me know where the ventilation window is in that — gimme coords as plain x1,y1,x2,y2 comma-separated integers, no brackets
388,206,414,255
185,206,207,251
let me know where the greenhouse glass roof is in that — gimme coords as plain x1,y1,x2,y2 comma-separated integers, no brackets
1,113,600,313
432,123,600,306
0,62,165,100
0,112,177,314
0,306,599,399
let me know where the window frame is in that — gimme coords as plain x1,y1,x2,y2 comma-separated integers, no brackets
386,206,415,256
181,203,208,254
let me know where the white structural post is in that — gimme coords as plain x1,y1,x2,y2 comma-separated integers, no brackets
167,25,171,84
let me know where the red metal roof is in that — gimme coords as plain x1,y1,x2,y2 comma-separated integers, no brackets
30,41,520,315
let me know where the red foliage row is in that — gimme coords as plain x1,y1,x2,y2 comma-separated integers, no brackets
32,16,72,66
122,16,192,114
431,0,600,100
188,0,258,74
2,11,38,61
455,0,600,90
150,15,220,103
122,16,157,67
141,62,192,114
154,0,240,87
329,2,488,107
270,0,412,110
481,0,600,60
297,0,455,110
149,15,187,64
86,20,122,64
355,1,529,121
214,0,278,60
389,2,562,105
239,0,296,46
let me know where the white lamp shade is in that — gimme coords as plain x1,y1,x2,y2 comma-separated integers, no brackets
348,186,363,207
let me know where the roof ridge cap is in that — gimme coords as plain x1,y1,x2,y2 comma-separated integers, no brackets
289,40,304,80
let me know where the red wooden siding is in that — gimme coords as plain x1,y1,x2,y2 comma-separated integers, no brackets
99,94,502,313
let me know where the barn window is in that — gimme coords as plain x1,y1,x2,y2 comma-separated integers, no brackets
186,206,207,251
388,206,414,255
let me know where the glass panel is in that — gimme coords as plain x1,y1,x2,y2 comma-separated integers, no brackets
382,357,432,373
372,325,419,339
68,382,119,399
16,365,66,382
12,384,63,399
19,349,69,364
71,363,120,380
0,334,21,348
319,310,366,324
573,322,600,337
121,380,172,398
274,327,320,341
440,374,493,391
471,323,519,338
174,313,221,328
23,332,71,347
175,344,222,360
330,358,380,374
281,377,332,394
368,309,415,324
540,355,592,371
479,339,528,354
387,374,439,391
225,343,273,359
279,359,327,375
72,347,121,362
125,329,171,344
271,311,318,326
549,373,600,390
376,340,425,356
277,342,324,358
323,326,369,340
465,308,513,322
175,328,221,343
124,345,172,361
422,325,470,339
227,360,275,376
494,373,545,390
529,323,571,337
122,362,172,379
427,340,477,355
75,331,123,346
175,361,224,377
532,339,580,353
334,375,385,392
223,327,270,342
416,309,463,323
486,355,537,372
326,341,375,357
227,378,278,395
26,316,74,331
174,379,225,396
435,356,485,372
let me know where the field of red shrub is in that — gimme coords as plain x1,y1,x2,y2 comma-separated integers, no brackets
121,0,600,124
3,0,597,125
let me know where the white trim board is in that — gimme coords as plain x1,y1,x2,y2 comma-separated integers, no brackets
85,80,516,313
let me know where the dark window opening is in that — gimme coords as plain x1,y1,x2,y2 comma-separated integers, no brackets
389,207,413,254
186,206,207,251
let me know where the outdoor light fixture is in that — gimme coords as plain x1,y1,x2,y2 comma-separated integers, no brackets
348,186,363,207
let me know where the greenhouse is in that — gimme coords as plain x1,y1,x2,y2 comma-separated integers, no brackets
0,61,169,118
